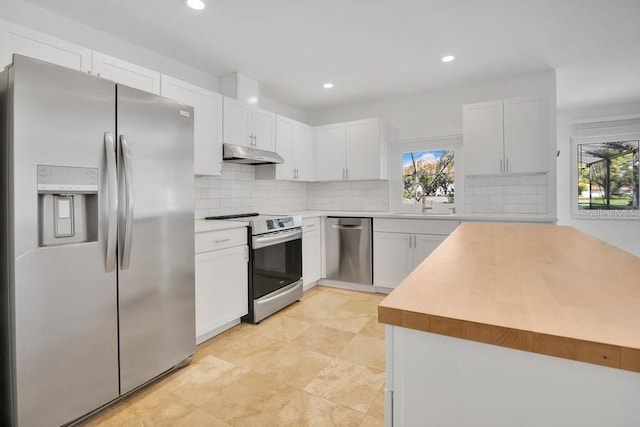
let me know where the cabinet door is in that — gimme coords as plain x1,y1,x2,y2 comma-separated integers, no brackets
274,115,295,180
413,234,446,269
195,245,248,344
223,97,251,147
294,122,316,181
315,123,346,181
161,75,223,176
4,22,92,71
346,118,380,180
373,232,413,288
92,52,160,94
303,229,322,286
252,107,276,151
504,96,547,173
463,100,504,175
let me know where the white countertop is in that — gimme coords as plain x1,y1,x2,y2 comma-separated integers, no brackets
195,211,556,233
278,210,557,223
194,219,249,233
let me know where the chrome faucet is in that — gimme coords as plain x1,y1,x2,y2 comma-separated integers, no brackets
409,182,432,212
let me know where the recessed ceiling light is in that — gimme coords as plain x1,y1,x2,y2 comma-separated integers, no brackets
186,0,205,10
323,83,334,89
441,55,455,63
246,96,258,104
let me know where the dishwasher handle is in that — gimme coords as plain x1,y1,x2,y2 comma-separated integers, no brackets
331,224,363,230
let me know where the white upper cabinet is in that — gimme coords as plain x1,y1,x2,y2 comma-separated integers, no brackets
223,97,275,151
251,107,276,151
255,115,316,181
315,123,347,181
503,96,548,174
92,51,161,94
222,97,251,146
161,75,223,176
463,96,548,175
2,22,92,72
294,121,316,181
274,115,296,179
316,118,387,181
346,118,385,180
463,100,504,175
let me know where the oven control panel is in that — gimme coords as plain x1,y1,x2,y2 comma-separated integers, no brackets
266,217,295,230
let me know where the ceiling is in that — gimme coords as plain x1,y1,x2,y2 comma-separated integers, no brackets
23,0,640,112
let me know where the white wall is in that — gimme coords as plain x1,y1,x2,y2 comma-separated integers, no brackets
557,102,640,256
261,96,308,124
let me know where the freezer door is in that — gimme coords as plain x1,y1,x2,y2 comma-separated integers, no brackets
116,84,195,394
7,55,119,426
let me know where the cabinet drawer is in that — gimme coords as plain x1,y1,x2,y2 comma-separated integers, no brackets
195,227,247,253
302,217,321,233
374,218,459,235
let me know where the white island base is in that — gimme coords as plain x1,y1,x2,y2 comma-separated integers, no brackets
386,325,640,427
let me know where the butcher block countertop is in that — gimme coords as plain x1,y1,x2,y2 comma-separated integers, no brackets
378,223,640,373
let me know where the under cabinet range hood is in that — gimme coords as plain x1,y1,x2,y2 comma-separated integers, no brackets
223,143,284,165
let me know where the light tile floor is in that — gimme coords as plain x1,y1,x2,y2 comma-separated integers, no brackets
82,285,386,426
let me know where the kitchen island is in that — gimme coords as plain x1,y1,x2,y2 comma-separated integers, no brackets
379,223,640,427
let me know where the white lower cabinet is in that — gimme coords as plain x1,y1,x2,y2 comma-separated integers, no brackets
302,217,322,289
195,228,248,344
373,219,459,289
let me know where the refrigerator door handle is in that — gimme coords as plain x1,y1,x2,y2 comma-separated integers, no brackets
120,134,134,270
105,132,118,272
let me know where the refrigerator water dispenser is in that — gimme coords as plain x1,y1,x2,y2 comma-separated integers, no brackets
37,165,99,247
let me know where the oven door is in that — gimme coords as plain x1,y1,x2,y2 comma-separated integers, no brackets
252,228,303,299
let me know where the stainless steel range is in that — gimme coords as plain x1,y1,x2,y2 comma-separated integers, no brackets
206,213,303,323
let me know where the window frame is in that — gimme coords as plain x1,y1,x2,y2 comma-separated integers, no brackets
570,133,640,220
389,135,463,213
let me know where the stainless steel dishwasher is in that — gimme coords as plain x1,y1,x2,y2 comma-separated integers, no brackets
325,217,373,285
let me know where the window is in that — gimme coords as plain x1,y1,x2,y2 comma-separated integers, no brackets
571,134,640,219
389,136,461,213
402,150,455,205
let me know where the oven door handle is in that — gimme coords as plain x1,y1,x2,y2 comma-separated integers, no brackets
253,229,302,249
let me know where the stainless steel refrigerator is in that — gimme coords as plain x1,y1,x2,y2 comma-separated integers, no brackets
0,55,196,426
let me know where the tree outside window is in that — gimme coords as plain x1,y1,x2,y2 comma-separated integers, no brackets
577,140,639,210
402,150,455,205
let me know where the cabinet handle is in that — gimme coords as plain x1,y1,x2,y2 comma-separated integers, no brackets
214,238,231,244
413,235,417,248
409,235,412,249
506,158,510,172
500,158,504,173
346,169,349,180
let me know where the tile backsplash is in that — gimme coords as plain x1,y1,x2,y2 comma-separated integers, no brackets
197,165,547,218
465,173,548,214
194,163,307,219
307,181,389,212
194,163,389,219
